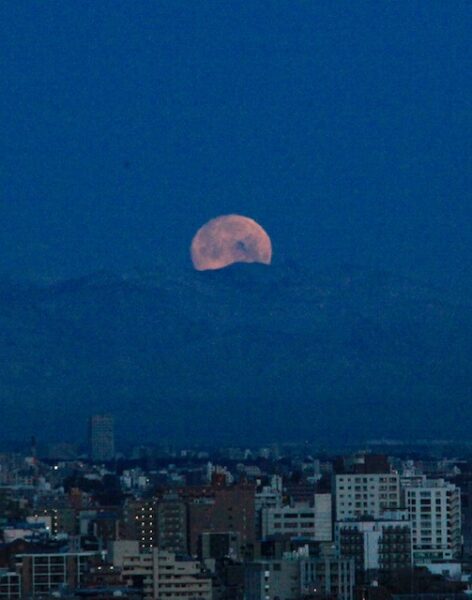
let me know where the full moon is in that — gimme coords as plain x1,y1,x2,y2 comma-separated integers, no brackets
190,214,272,271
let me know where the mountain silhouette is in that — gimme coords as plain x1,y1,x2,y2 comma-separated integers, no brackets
0,263,471,446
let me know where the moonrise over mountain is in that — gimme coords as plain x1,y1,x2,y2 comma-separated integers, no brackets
0,2,470,446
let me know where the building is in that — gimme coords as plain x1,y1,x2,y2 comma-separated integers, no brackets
455,476,472,558
79,510,121,549
187,485,256,556
153,550,212,600
208,557,245,600
334,454,391,475
122,498,157,549
335,473,400,520
199,531,241,561
402,477,462,562
261,493,332,541
109,542,212,600
299,556,355,600
245,551,355,600
255,477,282,537
245,557,299,600
15,550,99,598
336,510,412,583
0,570,21,600
156,494,188,554
89,414,115,462
124,485,254,556
109,541,154,600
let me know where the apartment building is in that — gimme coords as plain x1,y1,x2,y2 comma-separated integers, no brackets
122,498,157,549
402,477,462,562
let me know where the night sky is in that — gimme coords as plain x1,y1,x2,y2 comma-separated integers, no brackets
0,3,471,446
1,1,470,286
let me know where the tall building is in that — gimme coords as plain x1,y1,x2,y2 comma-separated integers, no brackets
402,477,462,562
122,499,157,549
156,494,188,554
89,414,115,462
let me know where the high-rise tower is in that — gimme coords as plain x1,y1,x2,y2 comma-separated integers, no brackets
89,414,115,462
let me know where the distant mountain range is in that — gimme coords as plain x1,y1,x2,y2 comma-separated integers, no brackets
0,263,471,446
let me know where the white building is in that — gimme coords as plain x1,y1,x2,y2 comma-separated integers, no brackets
335,473,400,520
402,477,461,562
262,494,332,541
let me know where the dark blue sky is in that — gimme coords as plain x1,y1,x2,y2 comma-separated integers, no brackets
1,1,470,286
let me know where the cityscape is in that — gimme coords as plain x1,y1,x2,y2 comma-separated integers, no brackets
1,2,471,600
0,416,471,599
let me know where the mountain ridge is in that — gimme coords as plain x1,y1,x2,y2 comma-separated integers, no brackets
0,263,470,445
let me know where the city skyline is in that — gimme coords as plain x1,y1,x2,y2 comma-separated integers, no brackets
0,439,471,599
0,3,471,598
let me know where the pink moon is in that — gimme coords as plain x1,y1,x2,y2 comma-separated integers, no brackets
190,214,273,271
